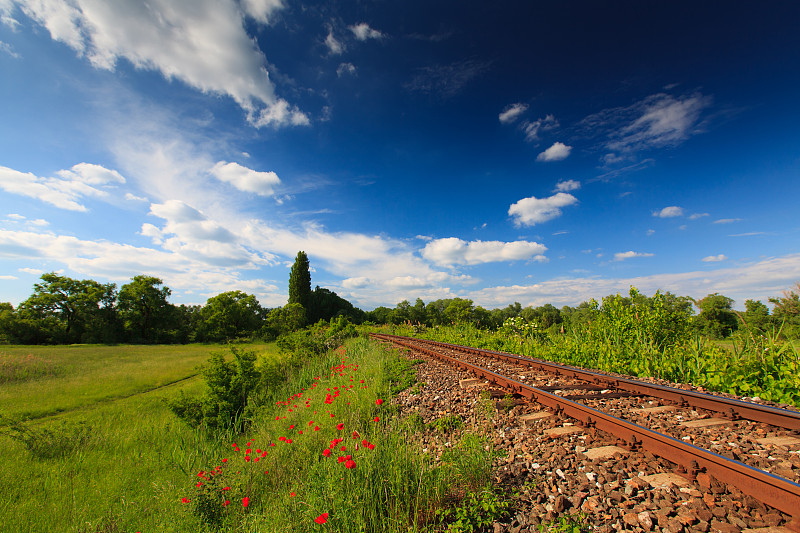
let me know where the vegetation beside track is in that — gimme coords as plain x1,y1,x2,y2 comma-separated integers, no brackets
378,288,800,407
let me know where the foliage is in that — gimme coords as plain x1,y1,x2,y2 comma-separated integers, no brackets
117,274,173,343
693,293,738,339
384,354,423,394
196,291,264,342
288,250,312,317
170,346,262,430
428,414,463,433
436,488,512,533
0,412,93,459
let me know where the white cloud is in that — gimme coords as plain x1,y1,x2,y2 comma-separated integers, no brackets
689,213,709,220
422,238,547,267
646,229,655,236
10,0,305,128
0,40,19,58
348,22,384,41
337,62,357,77
210,161,280,197
554,179,580,192
57,162,126,185
522,115,558,141
19,267,44,275
508,192,577,227
253,99,310,128
498,103,528,124
613,251,654,261
239,0,284,24
125,192,148,202
536,142,571,162
702,254,728,262
0,164,118,211
325,30,344,55
653,206,684,218
714,218,743,224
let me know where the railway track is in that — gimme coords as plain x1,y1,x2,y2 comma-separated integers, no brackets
371,333,800,531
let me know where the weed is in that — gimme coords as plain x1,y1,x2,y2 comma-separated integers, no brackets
428,414,464,433
436,488,512,532
0,412,93,459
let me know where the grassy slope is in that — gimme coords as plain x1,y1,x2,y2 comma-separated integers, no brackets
0,343,278,533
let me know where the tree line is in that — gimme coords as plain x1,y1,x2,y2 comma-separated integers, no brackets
364,285,800,340
1,250,798,344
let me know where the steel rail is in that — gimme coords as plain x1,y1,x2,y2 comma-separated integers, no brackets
377,334,800,431
371,333,800,526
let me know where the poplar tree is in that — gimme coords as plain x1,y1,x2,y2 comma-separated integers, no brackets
288,251,311,312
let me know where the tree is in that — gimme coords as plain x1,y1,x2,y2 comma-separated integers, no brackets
198,291,264,342
17,273,117,343
769,282,800,337
307,286,364,324
694,293,738,339
288,251,311,314
117,275,173,343
741,299,770,333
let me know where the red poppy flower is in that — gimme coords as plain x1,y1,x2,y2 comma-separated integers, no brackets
336,423,344,431
314,426,320,431
181,497,190,503
374,417,379,422
375,399,384,405
362,439,369,446
222,486,231,491
315,513,329,524
368,443,375,450
196,482,203,487
243,497,250,508
287,438,293,444
290,492,296,497
223,500,230,507
289,424,295,429
322,448,331,457
222,458,228,463
344,459,356,469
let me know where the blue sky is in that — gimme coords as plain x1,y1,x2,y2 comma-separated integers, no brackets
1,0,799,311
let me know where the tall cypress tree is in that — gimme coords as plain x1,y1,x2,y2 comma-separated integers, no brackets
288,251,311,312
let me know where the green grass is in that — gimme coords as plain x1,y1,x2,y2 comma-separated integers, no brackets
0,343,277,420
0,338,501,533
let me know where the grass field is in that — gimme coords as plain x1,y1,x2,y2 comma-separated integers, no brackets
0,342,280,533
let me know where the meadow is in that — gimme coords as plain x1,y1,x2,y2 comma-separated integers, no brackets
0,337,503,533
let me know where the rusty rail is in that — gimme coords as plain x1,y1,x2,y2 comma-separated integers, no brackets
380,334,800,431
371,333,800,526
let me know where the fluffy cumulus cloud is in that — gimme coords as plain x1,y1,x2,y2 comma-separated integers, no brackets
613,251,654,261
422,238,547,267
210,161,280,197
498,103,528,124
554,179,580,192
8,0,307,128
508,192,577,227
0,163,125,211
324,29,344,55
348,22,384,41
653,206,684,218
702,254,728,262
536,142,571,161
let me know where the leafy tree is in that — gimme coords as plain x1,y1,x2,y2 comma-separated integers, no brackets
693,293,738,339
307,286,364,324
411,298,427,325
197,291,264,342
117,275,173,343
741,299,770,333
288,251,311,314
365,306,393,324
769,282,800,338
17,273,117,344
444,298,474,324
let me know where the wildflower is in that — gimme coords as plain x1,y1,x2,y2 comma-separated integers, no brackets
222,458,228,463
314,426,320,431
223,500,230,507
336,423,344,430
290,492,296,497
322,448,331,457
243,497,250,508
287,438,293,444
374,417,380,422
368,443,375,450
196,482,203,487
222,486,231,491
315,512,329,524
344,459,356,469
375,399,384,405
181,497,190,503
